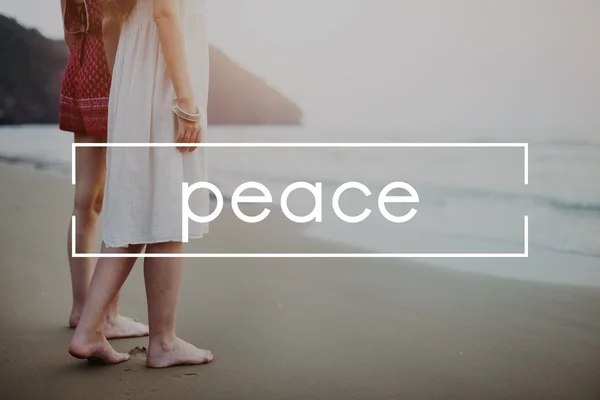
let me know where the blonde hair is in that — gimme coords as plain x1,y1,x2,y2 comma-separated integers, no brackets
100,0,137,21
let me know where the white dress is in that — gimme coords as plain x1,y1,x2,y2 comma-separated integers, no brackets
102,0,210,248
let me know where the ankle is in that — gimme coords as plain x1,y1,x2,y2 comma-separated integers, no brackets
149,333,177,351
74,322,105,340
105,311,120,325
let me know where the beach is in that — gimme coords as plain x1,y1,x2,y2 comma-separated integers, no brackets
1,162,600,399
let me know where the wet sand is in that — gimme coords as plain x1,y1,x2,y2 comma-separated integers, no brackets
1,163,599,400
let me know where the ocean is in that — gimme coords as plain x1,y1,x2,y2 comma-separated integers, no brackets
1,125,599,287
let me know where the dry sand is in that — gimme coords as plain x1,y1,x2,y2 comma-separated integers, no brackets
1,163,599,400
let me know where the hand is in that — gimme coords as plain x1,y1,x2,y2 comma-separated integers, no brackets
175,99,201,153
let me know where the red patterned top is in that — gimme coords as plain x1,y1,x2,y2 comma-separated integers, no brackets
59,0,111,138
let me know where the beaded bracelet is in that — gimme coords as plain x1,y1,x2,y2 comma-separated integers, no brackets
171,99,202,122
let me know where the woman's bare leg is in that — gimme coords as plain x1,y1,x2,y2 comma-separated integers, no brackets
68,243,144,364
144,242,213,368
67,135,105,326
68,134,148,338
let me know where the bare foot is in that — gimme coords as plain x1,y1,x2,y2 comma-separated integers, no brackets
69,333,130,364
69,311,81,328
104,316,149,339
147,337,214,368
69,314,149,339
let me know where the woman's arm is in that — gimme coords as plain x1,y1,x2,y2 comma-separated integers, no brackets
153,0,195,111
153,0,200,152
102,16,122,75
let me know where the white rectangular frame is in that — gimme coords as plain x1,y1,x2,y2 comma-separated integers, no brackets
72,142,529,258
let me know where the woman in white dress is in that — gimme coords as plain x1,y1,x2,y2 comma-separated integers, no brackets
69,0,213,367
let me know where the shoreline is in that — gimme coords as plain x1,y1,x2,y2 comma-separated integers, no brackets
2,124,600,276
2,158,600,289
1,158,600,294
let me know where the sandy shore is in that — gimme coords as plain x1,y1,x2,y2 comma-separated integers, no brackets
1,163,599,400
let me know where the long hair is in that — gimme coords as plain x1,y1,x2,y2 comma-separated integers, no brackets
100,0,137,21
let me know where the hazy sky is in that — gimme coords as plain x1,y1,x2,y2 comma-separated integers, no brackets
2,0,599,134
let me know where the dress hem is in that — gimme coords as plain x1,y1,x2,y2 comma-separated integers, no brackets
103,232,208,249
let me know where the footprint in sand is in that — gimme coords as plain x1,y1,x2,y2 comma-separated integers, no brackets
127,346,147,357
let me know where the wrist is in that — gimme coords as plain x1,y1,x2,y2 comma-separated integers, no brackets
176,98,196,114
172,98,201,123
